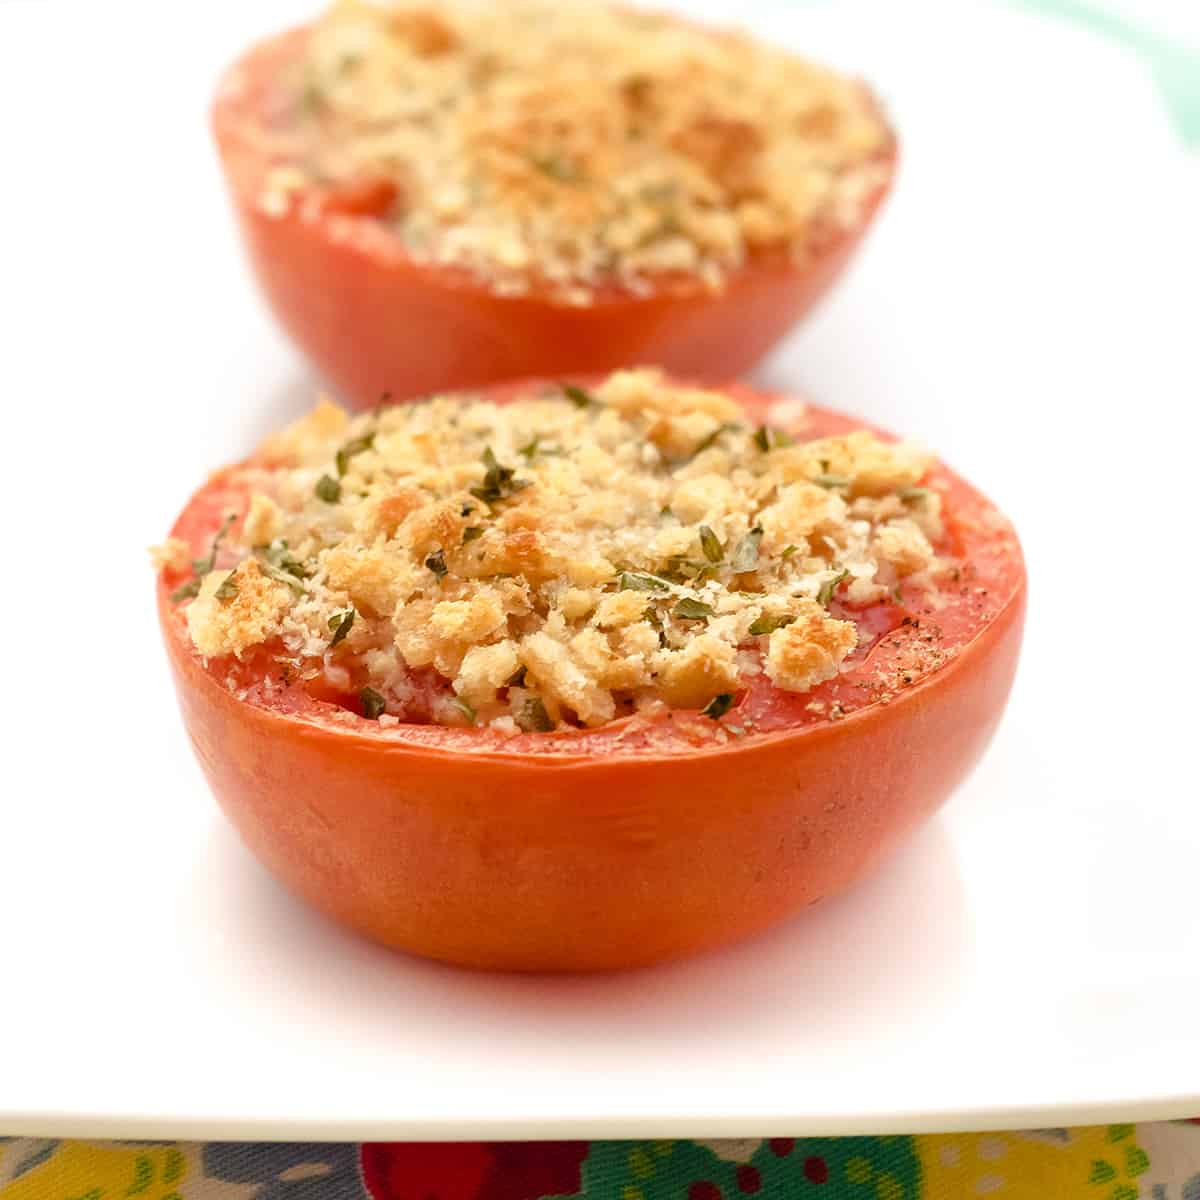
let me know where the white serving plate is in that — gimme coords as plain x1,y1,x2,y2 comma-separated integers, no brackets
1,0,1197,1141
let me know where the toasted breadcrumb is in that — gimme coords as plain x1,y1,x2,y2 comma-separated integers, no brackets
170,369,942,729
258,0,893,300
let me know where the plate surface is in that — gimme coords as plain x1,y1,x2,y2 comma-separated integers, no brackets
1,0,1198,1141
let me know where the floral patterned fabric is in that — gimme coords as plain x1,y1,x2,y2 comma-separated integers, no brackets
4,1125,1200,1200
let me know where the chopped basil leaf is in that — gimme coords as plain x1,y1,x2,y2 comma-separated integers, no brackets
701,693,734,720
813,473,851,489
192,513,236,577
518,434,541,460
461,525,484,544
748,612,796,637
315,474,341,503
215,575,239,603
335,432,375,477
517,696,554,732
673,597,714,621
753,426,794,453
469,446,529,504
425,549,448,579
643,606,668,646
256,540,310,591
781,544,798,560
170,578,201,603
691,422,740,458
327,608,355,647
360,687,387,720
506,665,527,688
698,525,723,564
452,697,477,725
172,513,236,603
818,568,850,607
534,155,579,183
618,571,671,593
730,526,763,573
561,383,594,409
898,486,929,503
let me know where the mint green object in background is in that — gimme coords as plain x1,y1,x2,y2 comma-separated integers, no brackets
1011,0,1200,147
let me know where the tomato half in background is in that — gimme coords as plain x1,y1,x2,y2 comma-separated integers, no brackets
211,6,896,409
155,377,1025,971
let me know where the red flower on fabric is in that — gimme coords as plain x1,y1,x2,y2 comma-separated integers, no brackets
361,1141,588,1200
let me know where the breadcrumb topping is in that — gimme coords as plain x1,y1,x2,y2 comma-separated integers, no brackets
160,370,946,732
257,0,893,300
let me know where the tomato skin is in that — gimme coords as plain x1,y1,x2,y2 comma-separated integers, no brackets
212,30,896,408
157,383,1025,972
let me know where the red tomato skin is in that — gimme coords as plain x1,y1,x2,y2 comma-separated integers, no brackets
157,385,1024,972
212,30,896,408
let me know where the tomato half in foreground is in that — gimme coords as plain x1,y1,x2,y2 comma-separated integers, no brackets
155,371,1024,970
212,2,896,407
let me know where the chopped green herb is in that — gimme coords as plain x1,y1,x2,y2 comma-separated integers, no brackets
749,612,796,636
300,78,325,116
215,575,239,603
691,422,740,458
701,693,734,720
335,432,375,477
618,571,671,593
425,549,448,579
698,525,723,564
659,505,675,519
256,540,310,592
315,474,341,503
327,608,355,647
781,544,798,560
172,513,236,603
533,154,579,183
517,696,554,733
360,687,387,720
451,697,477,725
505,665,527,689
818,568,850,607
561,383,594,409
469,446,529,504
813,473,851,489
730,526,763,573
192,513,236,578
461,525,484,545
518,434,541,460
753,426,794,452
898,486,929,503
643,606,669,646
170,578,201,603
673,597,714,621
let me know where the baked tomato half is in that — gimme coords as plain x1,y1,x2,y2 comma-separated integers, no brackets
155,372,1023,971
212,3,896,408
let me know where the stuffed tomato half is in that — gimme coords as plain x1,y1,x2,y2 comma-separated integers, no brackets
212,1,895,407
155,371,1024,970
